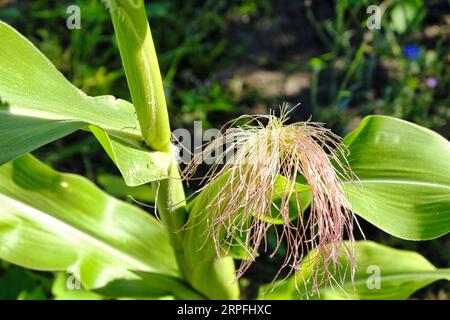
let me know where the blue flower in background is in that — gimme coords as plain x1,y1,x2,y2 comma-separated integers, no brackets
403,43,421,59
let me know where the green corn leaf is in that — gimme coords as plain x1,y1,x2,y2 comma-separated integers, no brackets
343,116,450,240
114,271,205,300
97,174,155,202
0,21,171,185
0,21,141,152
0,154,191,298
51,270,203,300
90,126,171,186
0,113,84,166
259,241,450,300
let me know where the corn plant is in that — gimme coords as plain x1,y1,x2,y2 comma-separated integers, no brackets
0,1,449,300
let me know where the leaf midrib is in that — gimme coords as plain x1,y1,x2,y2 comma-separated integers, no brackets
0,106,141,139
344,178,450,190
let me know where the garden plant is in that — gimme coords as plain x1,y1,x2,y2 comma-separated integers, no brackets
0,0,449,300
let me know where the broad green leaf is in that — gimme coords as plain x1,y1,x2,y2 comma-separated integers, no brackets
0,113,84,165
0,21,170,186
90,126,171,186
259,241,450,300
0,21,139,134
51,271,203,300
343,116,450,240
96,271,205,300
97,174,155,202
0,154,182,296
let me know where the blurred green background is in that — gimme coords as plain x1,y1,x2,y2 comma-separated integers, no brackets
0,0,448,299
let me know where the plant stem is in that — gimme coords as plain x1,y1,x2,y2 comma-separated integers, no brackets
108,0,171,150
107,0,188,277
152,160,189,279
108,1,239,300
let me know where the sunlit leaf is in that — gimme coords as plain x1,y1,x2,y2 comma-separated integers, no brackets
97,174,155,202
0,154,182,296
0,21,171,186
259,241,450,300
0,113,84,165
343,116,450,240
90,126,171,186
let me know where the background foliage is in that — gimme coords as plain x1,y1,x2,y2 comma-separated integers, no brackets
0,0,448,299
